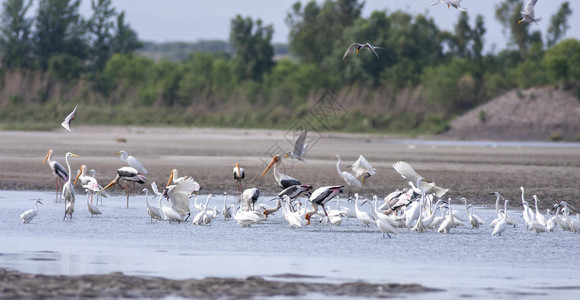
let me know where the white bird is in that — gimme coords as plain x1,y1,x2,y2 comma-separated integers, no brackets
552,203,571,231
42,149,68,202
392,161,449,198
532,195,547,226
559,202,580,233
262,155,301,189
285,130,308,162
222,192,232,220
115,150,148,175
167,168,192,185
342,42,382,60
260,199,282,219
350,155,375,184
355,194,375,227
545,209,557,231
519,0,542,25
164,178,197,220
61,104,78,132
430,0,467,12
62,152,79,221
336,195,356,219
20,200,43,224
233,205,261,227
241,188,260,211
305,186,344,225
160,197,183,224
282,195,304,228
192,194,214,225
86,192,102,217
86,169,109,204
462,197,484,228
492,200,510,236
520,187,534,230
438,198,454,234
372,196,397,238
336,155,361,199
530,219,549,235
143,188,162,222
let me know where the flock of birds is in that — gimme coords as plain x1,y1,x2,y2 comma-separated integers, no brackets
16,0,571,239
20,131,580,239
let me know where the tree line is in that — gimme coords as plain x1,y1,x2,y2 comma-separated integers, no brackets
0,0,579,133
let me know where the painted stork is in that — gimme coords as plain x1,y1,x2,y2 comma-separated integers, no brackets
42,149,68,202
262,155,301,189
305,185,344,225
100,166,147,208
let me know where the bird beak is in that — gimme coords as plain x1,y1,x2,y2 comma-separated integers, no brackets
235,163,241,175
114,151,121,155
518,19,523,24
38,201,43,205
262,155,278,177
42,151,50,166
70,154,80,158
74,171,82,185
166,170,174,187
100,177,118,192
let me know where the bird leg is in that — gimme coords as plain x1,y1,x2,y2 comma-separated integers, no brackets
321,205,329,216
184,212,191,221
125,181,130,208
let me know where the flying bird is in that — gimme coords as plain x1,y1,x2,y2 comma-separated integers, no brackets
286,130,308,162
350,155,376,183
342,42,382,61
61,105,78,132
392,161,449,198
430,0,467,12
519,0,542,24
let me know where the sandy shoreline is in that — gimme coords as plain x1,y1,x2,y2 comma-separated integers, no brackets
0,268,438,299
1,126,579,208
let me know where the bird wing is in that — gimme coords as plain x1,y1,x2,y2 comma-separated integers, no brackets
342,43,361,60
61,105,77,132
293,130,308,157
392,161,422,183
167,181,194,214
52,161,68,181
430,0,445,7
151,181,161,196
365,43,380,59
351,155,375,177
127,155,147,175
525,0,537,16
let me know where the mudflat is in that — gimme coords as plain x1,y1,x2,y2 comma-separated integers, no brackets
0,126,578,208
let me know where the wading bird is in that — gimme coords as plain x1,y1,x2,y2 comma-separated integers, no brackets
262,155,301,189
342,42,382,60
74,165,100,204
86,192,102,217
222,192,232,220
143,188,162,223
275,184,313,201
462,197,484,228
350,155,375,184
20,200,43,224
61,104,78,132
492,200,510,236
164,178,198,221
372,196,397,238
62,152,80,221
115,150,148,175
519,0,542,25
42,149,68,202
336,155,361,199
393,161,449,198
286,130,308,162
430,0,467,12
241,188,260,211
356,194,375,227
100,166,147,207
233,163,245,196
305,185,343,225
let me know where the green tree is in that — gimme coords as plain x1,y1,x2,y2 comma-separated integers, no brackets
495,0,530,58
547,2,572,47
451,12,472,58
0,0,33,69
111,11,142,54
33,0,85,70
286,0,363,63
229,15,274,81
544,39,580,87
88,0,116,71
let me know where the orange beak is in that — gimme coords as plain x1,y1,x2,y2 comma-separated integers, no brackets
262,155,279,177
166,169,175,187
42,151,50,166
74,170,81,185
235,163,241,177
100,176,119,192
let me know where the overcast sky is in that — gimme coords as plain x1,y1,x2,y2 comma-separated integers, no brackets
76,0,578,53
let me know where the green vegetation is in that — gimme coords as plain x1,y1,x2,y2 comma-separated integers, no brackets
0,0,578,133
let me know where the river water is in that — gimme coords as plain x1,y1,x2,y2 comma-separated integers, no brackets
1,190,579,299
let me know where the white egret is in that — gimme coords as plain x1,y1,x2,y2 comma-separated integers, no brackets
282,195,304,228
519,0,542,24
438,198,454,234
115,150,148,175
530,220,549,235
533,195,547,227
372,196,397,238
192,194,214,225
545,209,557,231
462,197,484,228
392,161,449,198
492,200,510,236
285,129,308,162
164,178,197,220
20,200,43,224
61,104,78,132
86,192,102,217
62,152,79,221
350,155,375,184
262,155,301,189
336,155,361,199
355,194,375,227
222,192,232,220
42,149,68,202
430,0,467,12
143,188,162,223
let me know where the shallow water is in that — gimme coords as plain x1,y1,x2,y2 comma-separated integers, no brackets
1,190,579,299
